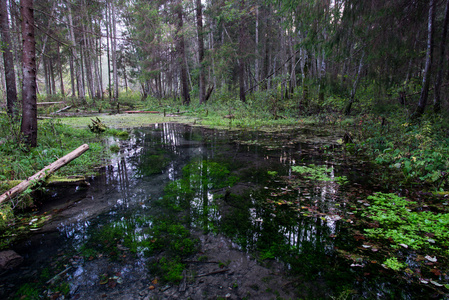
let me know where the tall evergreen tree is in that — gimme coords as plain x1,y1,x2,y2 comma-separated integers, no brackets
20,0,38,147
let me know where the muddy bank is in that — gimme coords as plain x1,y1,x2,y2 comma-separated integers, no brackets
68,233,296,300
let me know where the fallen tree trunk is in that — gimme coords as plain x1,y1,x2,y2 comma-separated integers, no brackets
52,105,72,114
0,144,89,205
36,101,64,105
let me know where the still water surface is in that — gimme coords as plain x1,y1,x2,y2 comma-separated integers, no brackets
1,123,440,299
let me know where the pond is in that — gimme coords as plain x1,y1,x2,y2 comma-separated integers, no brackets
0,123,445,299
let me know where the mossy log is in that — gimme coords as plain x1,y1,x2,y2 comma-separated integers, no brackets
45,175,89,187
0,144,89,204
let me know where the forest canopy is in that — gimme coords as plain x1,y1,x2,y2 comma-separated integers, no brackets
0,0,448,131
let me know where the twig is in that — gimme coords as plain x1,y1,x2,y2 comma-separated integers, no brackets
196,269,230,278
182,260,220,264
46,266,72,285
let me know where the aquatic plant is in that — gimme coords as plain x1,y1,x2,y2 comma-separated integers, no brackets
382,257,406,271
292,164,348,184
362,192,449,254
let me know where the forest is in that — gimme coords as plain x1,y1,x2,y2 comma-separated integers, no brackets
1,0,449,298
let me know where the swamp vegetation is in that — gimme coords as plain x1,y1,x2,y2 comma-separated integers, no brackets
0,102,448,298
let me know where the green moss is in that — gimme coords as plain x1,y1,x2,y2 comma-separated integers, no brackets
110,144,120,153
60,114,196,129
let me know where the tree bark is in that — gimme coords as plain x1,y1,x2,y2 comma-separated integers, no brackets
0,144,89,204
434,0,449,113
415,0,436,118
0,0,18,118
238,0,246,102
196,0,206,104
176,2,190,105
344,51,365,115
111,0,119,101
20,0,38,148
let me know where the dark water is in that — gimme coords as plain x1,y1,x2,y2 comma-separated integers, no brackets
0,123,445,299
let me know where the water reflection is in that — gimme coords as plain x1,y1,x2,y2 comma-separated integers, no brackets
0,123,426,299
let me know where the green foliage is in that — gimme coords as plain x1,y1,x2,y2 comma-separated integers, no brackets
0,116,107,181
352,115,449,189
105,128,129,138
362,193,449,254
88,117,108,133
0,203,13,231
292,164,348,184
110,144,120,153
157,257,185,283
15,282,40,299
382,257,406,271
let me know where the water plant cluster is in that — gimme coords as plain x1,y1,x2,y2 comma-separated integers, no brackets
362,193,449,254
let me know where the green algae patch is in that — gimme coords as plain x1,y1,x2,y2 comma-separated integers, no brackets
60,113,197,129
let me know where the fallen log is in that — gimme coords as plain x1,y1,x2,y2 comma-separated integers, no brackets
125,110,159,114
36,101,64,105
0,144,89,205
52,105,72,114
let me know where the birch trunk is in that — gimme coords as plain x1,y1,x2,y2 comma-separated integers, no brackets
415,0,436,118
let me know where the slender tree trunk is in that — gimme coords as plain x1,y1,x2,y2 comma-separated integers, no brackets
434,0,449,113
0,0,18,118
238,0,246,102
255,5,259,89
344,51,365,116
105,1,112,102
111,0,119,101
415,0,436,118
10,0,22,90
69,55,75,97
176,2,190,105
196,0,206,104
68,6,83,100
20,0,37,147
57,42,65,96
44,58,50,94
50,59,56,94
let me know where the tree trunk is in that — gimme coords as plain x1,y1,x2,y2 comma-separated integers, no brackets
105,1,112,102
344,51,365,116
68,6,83,101
434,0,449,113
20,0,38,148
415,0,436,118
0,144,89,204
238,0,246,102
0,0,18,118
196,0,206,104
57,42,65,96
111,0,119,101
176,2,190,105
255,5,259,89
